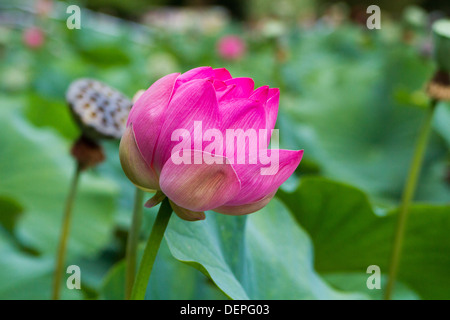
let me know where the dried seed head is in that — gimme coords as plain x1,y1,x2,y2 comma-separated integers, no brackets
66,78,132,140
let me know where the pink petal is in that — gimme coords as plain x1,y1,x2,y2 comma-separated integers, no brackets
160,150,241,212
215,84,236,101
249,86,277,147
176,66,214,85
128,73,179,167
213,79,227,90
219,99,266,164
219,78,255,101
266,88,279,133
268,87,279,100
119,125,160,191
226,149,303,206
214,191,276,216
220,99,266,131
153,79,220,173
250,86,269,104
213,68,232,81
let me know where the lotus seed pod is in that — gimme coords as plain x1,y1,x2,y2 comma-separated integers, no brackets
66,78,132,140
432,19,450,73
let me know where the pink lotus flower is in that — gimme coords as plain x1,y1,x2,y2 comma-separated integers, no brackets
216,35,246,60
23,27,45,49
120,67,303,221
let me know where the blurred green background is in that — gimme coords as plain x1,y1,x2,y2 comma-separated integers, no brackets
0,0,449,300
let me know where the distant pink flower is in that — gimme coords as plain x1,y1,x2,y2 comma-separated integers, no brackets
120,67,303,221
35,0,53,17
23,27,45,49
216,35,246,60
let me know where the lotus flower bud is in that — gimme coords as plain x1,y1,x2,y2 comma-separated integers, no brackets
119,67,303,221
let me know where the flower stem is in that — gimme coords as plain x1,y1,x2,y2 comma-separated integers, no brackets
130,197,172,300
125,188,145,300
52,162,82,300
384,100,437,300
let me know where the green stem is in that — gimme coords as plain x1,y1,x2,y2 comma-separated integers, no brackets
130,197,172,300
52,162,82,300
125,188,145,300
385,100,437,300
